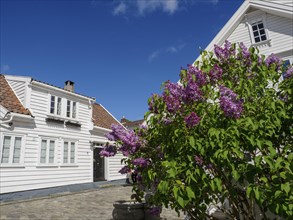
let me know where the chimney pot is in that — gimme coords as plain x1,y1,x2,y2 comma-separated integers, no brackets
64,80,74,92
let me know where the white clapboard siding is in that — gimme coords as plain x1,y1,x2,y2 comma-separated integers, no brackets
107,153,126,181
226,11,293,58
0,81,95,194
6,80,26,105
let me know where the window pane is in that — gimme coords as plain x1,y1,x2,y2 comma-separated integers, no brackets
261,35,267,41
252,25,257,31
49,140,55,163
72,102,76,118
259,29,265,35
258,23,264,29
255,37,260,43
70,143,75,163
40,140,47,163
253,31,259,37
67,101,71,117
57,98,62,115
1,136,11,163
13,137,22,163
64,142,68,163
50,96,55,114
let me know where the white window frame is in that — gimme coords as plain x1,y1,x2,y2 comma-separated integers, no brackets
66,100,78,119
49,95,62,116
246,12,270,46
62,140,77,165
38,137,58,165
0,133,25,166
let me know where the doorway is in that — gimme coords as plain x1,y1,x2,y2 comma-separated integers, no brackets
93,148,105,181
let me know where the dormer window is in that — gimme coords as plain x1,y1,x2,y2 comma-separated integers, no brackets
50,95,62,116
251,20,267,43
246,12,270,46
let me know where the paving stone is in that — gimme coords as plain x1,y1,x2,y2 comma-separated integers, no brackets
0,185,184,220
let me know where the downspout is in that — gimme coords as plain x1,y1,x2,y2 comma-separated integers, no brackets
0,111,14,124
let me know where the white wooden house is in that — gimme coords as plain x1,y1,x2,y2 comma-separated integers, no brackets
196,0,293,63
0,74,125,194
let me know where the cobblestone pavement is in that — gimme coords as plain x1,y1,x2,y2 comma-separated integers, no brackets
0,185,184,220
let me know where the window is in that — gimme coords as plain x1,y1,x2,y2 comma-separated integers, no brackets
1,135,23,164
50,95,62,116
40,139,56,164
63,141,76,164
251,20,267,43
246,12,269,45
66,100,77,118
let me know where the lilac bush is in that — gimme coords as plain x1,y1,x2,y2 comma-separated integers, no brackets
101,42,292,219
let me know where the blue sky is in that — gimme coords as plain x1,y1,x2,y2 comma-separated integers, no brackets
1,0,243,121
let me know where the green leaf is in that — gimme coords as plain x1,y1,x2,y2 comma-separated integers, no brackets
232,170,240,181
281,182,290,195
186,186,195,199
274,190,282,198
254,187,260,200
189,136,195,149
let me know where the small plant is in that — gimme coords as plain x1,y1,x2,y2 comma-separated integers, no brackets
102,41,292,219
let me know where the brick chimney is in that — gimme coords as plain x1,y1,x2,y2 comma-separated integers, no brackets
64,80,74,92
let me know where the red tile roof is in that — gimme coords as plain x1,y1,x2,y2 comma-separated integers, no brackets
121,118,144,129
92,103,120,130
0,74,31,115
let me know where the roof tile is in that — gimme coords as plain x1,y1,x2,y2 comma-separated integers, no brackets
0,74,31,115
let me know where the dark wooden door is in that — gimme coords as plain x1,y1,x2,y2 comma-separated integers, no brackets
93,148,105,181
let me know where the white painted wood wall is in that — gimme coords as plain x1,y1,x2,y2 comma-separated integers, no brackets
225,10,293,60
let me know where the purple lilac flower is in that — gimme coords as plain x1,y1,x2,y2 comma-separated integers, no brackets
184,112,201,128
162,118,172,125
99,144,116,157
219,86,243,119
187,65,207,86
133,158,149,167
265,54,282,70
118,166,131,174
148,94,160,113
163,81,185,113
137,174,142,182
214,40,235,61
184,78,203,103
283,66,293,79
209,64,223,83
107,124,141,156
148,207,162,216
239,42,250,59
194,155,204,166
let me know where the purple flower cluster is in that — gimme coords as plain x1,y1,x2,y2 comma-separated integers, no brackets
133,158,150,167
283,66,293,79
184,78,203,103
148,94,160,113
239,42,250,59
265,54,282,70
214,40,235,61
163,81,185,113
105,124,141,156
194,155,204,166
118,166,131,174
187,65,207,86
99,144,116,157
148,206,162,216
209,64,223,83
219,86,243,119
184,112,201,128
